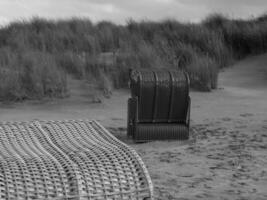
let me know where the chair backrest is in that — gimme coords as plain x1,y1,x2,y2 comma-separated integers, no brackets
130,69,189,123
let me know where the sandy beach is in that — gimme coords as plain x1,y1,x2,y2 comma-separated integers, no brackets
0,53,267,200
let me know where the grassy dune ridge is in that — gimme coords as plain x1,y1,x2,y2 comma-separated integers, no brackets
0,14,267,101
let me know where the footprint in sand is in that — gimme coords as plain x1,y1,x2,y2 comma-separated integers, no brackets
240,113,254,117
111,118,123,121
235,125,248,129
221,117,232,122
107,127,128,142
159,151,181,163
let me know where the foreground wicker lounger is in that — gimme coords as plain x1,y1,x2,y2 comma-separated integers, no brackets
0,120,153,200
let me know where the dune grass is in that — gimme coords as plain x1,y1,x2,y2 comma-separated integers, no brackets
0,14,267,101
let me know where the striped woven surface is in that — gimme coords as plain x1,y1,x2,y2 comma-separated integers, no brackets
0,120,153,200
135,123,189,142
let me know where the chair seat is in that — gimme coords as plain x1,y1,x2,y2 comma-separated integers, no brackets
134,123,189,142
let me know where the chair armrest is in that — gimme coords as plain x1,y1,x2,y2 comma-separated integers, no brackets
186,96,191,128
127,97,138,137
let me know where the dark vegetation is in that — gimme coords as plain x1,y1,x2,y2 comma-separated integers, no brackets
0,13,267,101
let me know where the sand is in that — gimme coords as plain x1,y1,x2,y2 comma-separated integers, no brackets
0,53,267,199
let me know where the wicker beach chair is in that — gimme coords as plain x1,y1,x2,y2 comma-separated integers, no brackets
127,69,191,142
0,120,153,200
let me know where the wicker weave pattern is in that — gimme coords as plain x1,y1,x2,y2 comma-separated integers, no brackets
0,120,153,200
128,69,190,142
135,123,189,142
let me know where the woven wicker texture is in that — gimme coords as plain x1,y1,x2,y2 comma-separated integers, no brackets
0,120,153,200
128,69,190,142
135,123,189,141
129,69,189,123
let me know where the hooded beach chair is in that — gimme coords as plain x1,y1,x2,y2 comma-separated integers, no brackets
127,69,190,142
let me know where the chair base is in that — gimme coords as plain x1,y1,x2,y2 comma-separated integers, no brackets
133,123,189,142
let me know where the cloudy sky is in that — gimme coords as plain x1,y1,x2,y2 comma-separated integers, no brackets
0,0,266,25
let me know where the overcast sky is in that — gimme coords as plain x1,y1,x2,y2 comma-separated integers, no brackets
0,0,266,25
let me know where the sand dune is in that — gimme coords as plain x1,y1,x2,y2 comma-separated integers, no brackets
0,54,267,199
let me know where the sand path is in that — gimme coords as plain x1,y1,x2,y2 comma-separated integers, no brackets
0,54,267,199
131,53,267,200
